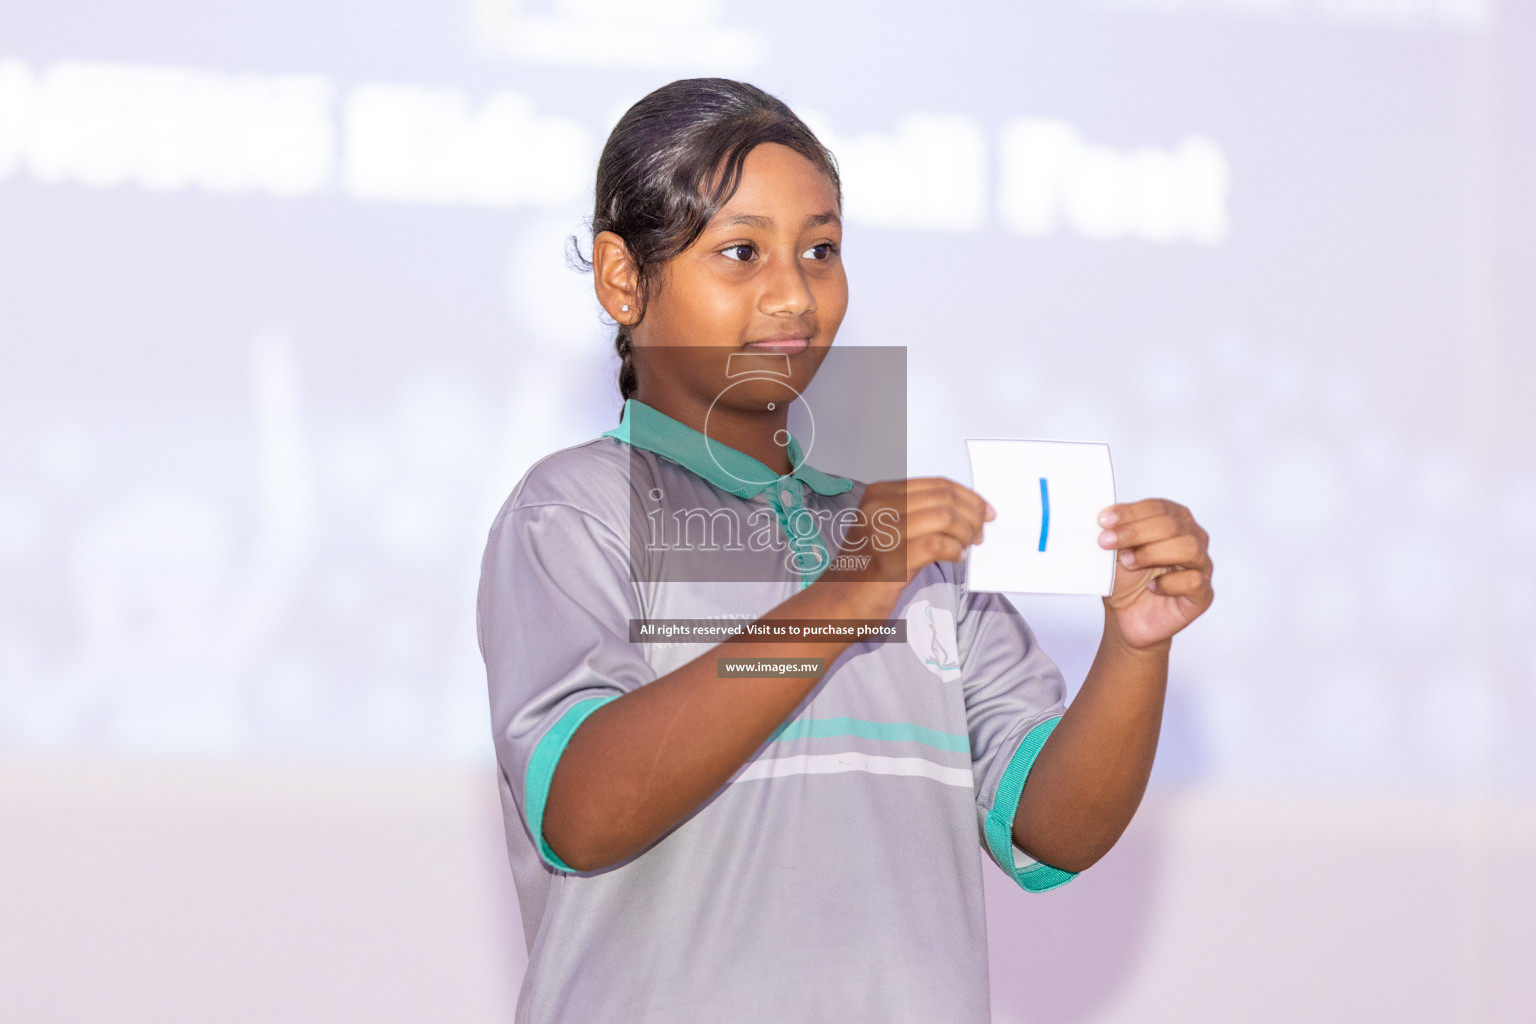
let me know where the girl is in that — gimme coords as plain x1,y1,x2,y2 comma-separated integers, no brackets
478,78,1213,1023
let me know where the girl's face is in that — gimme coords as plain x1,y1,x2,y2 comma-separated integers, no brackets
608,142,847,417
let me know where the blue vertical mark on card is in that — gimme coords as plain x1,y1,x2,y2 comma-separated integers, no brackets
1038,477,1050,552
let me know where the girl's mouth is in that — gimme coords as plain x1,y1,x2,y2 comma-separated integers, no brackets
743,336,810,354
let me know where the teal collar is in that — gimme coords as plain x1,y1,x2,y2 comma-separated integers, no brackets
602,398,854,499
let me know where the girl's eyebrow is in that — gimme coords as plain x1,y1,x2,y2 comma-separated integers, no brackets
714,211,842,230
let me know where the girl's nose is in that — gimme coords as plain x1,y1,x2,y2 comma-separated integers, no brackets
759,256,816,317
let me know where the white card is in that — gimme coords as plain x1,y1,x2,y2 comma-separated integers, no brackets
965,438,1117,596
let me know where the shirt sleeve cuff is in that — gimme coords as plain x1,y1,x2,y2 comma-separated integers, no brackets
983,714,1079,893
524,695,620,873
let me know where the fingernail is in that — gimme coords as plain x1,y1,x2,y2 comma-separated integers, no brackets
1097,530,1117,548
1098,509,1117,527
1120,550,1135,567
985,502,997,521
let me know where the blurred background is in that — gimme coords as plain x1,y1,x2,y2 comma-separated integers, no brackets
2,1,1533,1021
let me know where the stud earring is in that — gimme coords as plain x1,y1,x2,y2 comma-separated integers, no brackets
620,304,630,312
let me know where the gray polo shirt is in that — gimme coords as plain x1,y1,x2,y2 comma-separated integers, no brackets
478,397,1075,1024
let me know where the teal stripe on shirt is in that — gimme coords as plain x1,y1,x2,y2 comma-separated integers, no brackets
769,717,970,755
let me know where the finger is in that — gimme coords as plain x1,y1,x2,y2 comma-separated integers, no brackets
951,479,995,523
909,532,966,573
908,477,992,524
908,477,988,512
903,482,988,532
908,503,985,548
864,479,958,518
1098,497,1187,529
1118,534,1206,571
1148,567,1211,598
1098,513,1186,550
901,477,963,498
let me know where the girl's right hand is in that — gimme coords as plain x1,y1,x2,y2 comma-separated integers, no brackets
819,477,994,609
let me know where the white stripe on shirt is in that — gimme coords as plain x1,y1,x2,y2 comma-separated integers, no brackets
736,752,973,789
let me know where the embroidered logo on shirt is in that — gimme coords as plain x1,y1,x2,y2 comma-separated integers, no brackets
904,599,961,682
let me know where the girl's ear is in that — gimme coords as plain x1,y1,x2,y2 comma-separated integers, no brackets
593,231,641,326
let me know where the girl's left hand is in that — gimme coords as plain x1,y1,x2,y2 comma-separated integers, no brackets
1096,498,1214,650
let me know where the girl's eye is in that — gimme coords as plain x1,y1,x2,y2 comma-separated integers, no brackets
802,242,839,261
721,244,756,262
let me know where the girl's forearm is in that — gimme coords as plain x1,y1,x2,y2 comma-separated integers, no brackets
542,578,901,872
1010,608,1170,873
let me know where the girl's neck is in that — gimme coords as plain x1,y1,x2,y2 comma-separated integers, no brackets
636,389,793,477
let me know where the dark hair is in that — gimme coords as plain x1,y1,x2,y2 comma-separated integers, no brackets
573,79,841,405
